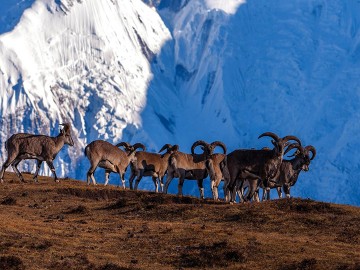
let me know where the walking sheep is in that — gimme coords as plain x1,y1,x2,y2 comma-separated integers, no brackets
0,123,74,183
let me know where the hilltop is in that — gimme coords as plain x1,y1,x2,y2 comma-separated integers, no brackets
0,172,359,270
2,0,360,205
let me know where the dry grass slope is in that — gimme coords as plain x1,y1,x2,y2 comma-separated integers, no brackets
0,172,359,270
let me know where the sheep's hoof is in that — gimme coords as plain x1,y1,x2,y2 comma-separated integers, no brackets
55,179,60,183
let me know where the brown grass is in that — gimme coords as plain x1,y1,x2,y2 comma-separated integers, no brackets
0,171,359,270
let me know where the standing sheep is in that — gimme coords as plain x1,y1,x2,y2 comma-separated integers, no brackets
84,140,145,187
128,144,178,192
0,123,74,183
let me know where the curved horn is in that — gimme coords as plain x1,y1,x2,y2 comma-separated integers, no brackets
116,141,130,149
159,144,172,153
210,141,227,154
191,140,209,155
304,145,316,160
282,135,302,145
258,132,280,141
133,143,146,151
284,143,303,156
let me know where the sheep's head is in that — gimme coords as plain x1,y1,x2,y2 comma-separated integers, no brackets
116,142,146,156
116,142,132,153
159,144,172,153
159,144,178,157
60,123,74,146
285,143,316,171
258,132,301,156
303,145,316,171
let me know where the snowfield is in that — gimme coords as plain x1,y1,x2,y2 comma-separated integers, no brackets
1,0,360,205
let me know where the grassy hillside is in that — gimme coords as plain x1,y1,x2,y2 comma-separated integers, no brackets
0,172,359,270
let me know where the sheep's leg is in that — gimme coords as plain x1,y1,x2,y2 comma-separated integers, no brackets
266,187,271,200
177,174,185,196
284,184,291,198
152,176,159,193
0,166,6,183
246,179,261,202
222,180,232,202
210,179,216,200
210,177,221,201
0,152,19,183
235,179,241,202
120,172,126,189
159,176,165,192
197,178,204,199
33,160,43,182
134,170,144,190
261,188,266,201
262,187,271,201
128,174,135,189
11,158,25,182
277,187,283,198
46,160,58,182
104,170,111,186
86,161,98,185
236,179,245,203
163,171,174,194
228,181,238,203
253,189,260,202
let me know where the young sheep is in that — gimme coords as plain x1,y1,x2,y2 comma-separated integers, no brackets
0,123,74,183
128,144,178,192
84,140,145,187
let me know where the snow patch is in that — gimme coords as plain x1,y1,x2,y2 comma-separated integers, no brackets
205,0,245,14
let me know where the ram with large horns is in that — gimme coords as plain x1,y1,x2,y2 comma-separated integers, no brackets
164,140,226,199
225,132,301,202
191,140,228,200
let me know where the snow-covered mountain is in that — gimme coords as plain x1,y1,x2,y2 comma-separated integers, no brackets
1,0,360,205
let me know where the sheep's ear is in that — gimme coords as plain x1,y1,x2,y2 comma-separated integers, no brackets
60,128,65,135
271,140,276,146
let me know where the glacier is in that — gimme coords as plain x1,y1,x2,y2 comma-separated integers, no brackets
0,0,360,205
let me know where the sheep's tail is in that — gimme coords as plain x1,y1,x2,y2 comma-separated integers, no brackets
220,156,230,181
84,145,89,158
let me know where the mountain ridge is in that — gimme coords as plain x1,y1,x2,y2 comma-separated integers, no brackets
1,0,360,205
